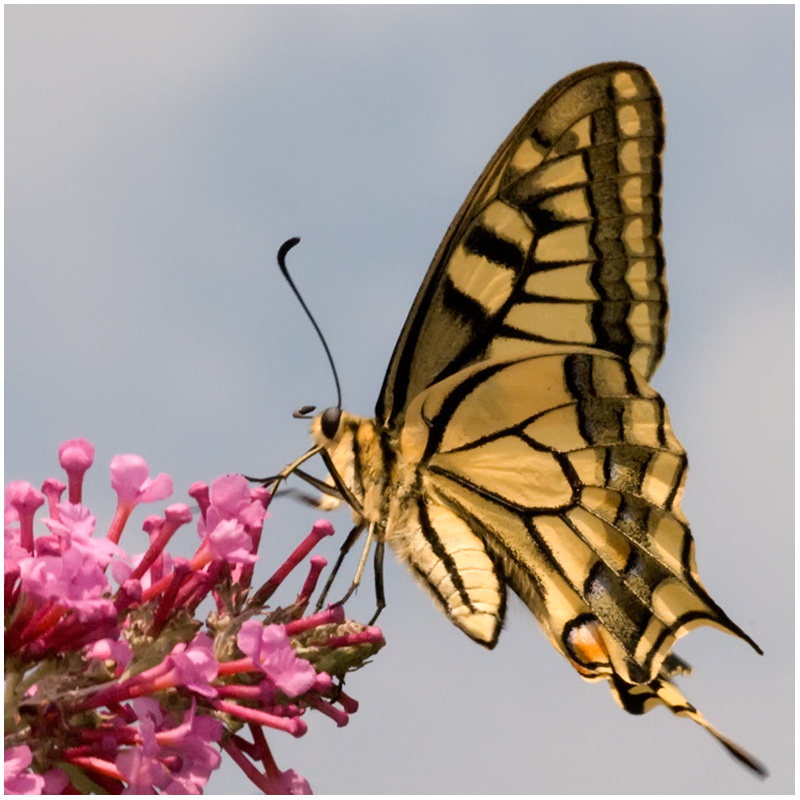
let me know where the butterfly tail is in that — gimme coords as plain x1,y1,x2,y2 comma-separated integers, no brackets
610,673,768,778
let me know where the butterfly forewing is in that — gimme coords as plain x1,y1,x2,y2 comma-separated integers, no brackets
378,61,666,428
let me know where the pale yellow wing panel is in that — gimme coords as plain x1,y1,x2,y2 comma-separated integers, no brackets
378,62,666,427
383,477,506,647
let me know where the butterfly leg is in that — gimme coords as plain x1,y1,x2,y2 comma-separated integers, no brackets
314,522,365,612
244,445,322,493
319,449,364,514
369,537,386,625
332,521,377,607
272,467,344,509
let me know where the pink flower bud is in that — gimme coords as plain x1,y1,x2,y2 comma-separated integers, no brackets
41,478,66,518
188,482,210,520
5,481,45,553
58,438,95,504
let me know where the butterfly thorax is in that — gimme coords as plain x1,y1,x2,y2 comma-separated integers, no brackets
310,409,406,527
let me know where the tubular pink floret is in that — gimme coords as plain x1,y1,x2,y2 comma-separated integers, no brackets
323,625,386,649
6,481,45,553
306,694,349,727
58,438,95,504
296,555,327,608
85,638,133,671
284,604,346,636
175,560,224,613
221,738,273,794
210,699,308,737
188,482,210,520
237,620,317,697
128,504,192,582
312,672,334,693
215,682,277,704
217,656,260,677
242,729,313,794
129,503,192,580
266,702,303,718
231,731,263,761
76,635,221,708
200,516,257,567
141,515,166,583
107,455,173,544
237,486,268,592
106,504,134,545
14,603,68,651
77,659,174,710
50,617,121,657
41,478,67,518
66,755,125,783
166,504,193,526
311,519,335,539
249,519,336,607
150,558,192,635
142,515,164,536
247,724,270,761
336,690,359,714
207,474,250,511
110,455,173,505
138,554,220,607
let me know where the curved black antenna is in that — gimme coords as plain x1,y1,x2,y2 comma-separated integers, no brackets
277,238,342,411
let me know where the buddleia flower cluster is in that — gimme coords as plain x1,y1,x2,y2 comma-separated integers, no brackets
4,439,384,794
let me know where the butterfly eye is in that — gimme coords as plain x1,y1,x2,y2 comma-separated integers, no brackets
320,406,342,439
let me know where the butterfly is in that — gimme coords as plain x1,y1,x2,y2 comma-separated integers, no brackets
277,61,765,775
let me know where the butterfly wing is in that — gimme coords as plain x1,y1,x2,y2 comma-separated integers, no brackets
378,61,666,428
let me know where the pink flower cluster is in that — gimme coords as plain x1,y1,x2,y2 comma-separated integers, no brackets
4,439,384,794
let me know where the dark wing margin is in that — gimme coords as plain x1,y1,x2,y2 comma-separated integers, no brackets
377,62,667,428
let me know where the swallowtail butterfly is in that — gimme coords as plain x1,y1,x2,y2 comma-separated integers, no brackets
281,61,765,776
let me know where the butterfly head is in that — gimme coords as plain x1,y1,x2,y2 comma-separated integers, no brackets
294,403,345,444
309,406,352,448
308,406,382,522
320,406,342,440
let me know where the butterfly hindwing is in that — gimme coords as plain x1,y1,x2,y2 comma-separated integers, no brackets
378,61,666,428
396,348,755,668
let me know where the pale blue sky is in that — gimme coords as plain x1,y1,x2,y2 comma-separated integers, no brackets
6,5,793,793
